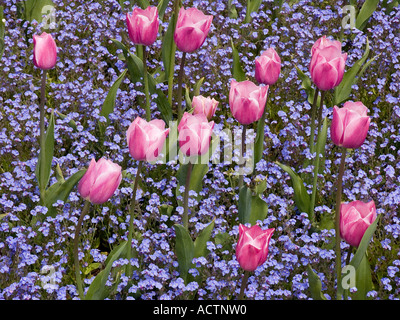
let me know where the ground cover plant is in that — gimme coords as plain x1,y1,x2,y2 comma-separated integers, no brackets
0,0,399,301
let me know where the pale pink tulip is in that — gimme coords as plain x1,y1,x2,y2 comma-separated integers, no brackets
192,95,218,120
78,158,122,204
33,32,57,70
126,6,159,46
255,48,281,85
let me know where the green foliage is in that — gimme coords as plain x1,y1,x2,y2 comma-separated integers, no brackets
17,0,55,23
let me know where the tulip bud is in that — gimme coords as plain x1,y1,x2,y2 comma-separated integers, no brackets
255,48,281,85
78,158,122,205
229,79,268,125
127,117,170,162
236,224,274,272
309,36,347,91
33,32,57,70
178,112,214,157
126,6,159,46
174,7,213,53
340,200,377,247
192,95,218,120
331,101,370,149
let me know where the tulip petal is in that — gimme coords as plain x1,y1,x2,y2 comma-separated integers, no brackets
342,116,370,149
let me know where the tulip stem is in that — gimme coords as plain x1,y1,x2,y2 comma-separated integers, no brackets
182,161,193,229
177,52,186,122
73,200,91,300
39,69,47,200
127,161,143,278
335,148,347,300
141,45,151,121
238,124,247,189
238,271,250,300
316,90,326,138
308,88,319,155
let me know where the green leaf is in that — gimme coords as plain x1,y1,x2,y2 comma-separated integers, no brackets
36,110,55,194
194,219,215,258
231,39,247,82
295,65,318,105
254,115,265,167
136,0,150,9
157,0,170,20
99,69,127,121
176,163,209,194
190,77,205,99
161,12,176,80
352,253,373,300
245,0,262,23
334,38,370,105
85,241,128,300
355,0,379,30
307,265,327,300
55,111,78,131
17,0,55,22
238,185,252,224
249,194,268,225
0,6,5,59
173,224,194,284
44,169,86,217
275,161,311,215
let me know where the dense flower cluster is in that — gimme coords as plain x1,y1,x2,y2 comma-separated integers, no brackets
0,0,399,300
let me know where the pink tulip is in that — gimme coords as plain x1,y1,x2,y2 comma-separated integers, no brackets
255,48,281,85
192,95,219,120
78,158,122,205
331,101,370,149
229,79,269,125
178,112,214,157
127,117,170,162
309,36,347,91
126,6,159,46
174,7,213,53
33,32,57,70
236,224,274,271
340,200,377,248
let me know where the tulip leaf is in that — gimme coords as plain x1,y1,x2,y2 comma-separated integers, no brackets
17,0,55,23
99,69,127,121
44,169,86,217
238,185,252,224
85,241,128,300
161,11,176,82
231,39,247,82
254,114,265,167
56,111,78,131
352,253,374,300
249,194,268,225
245,0,262,23
275,161,311,217
307,265,327,300
177,162,209,194
194,218,215,258
0,6,5,59
334,38,370,105
173,224,194,284
295,65,319,105
355,0,379,30
157,0,170,20
36,110,55,196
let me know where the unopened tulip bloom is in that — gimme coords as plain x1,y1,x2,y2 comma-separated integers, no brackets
192,95,218,120
127,117,170,162
229,79,268,125
255,48,281,85
174,7,213,53
78,158,122,205
331,101,370,149
126,6,159,46
33,32,57,70
309,36,347,91
236,224,275,271
178,112,214,157
340,200,377,248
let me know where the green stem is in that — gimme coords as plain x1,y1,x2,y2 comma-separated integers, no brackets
308,88,320,155
316,90,326,138
73,200,91,300
141,45,151,121
238,124,247,189
238,271,250,300
177,51,186,122
127,161,143,277
39,69,47,201
335,148,347,300
182,162,193,229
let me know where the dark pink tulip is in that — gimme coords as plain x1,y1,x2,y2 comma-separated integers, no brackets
178,112,214,157
126,6,159,46
236,224,274,272
174,7,213,53
192,95,218,120
309,36,347,91
229,79,268,125
331,101,370,149
78,158,122,205
255,48,281,85
340,200,377,247
33,32,57,70
127,117,170,162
